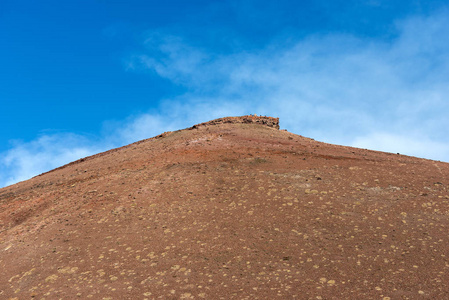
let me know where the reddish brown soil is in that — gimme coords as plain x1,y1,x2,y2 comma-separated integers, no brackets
1,116,449,299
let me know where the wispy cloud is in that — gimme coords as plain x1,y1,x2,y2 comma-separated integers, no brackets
125,9,449,159
2,9,449,188
352,132,449,160
0,134,105,187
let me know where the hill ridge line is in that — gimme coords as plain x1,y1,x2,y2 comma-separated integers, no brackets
31,115,278,180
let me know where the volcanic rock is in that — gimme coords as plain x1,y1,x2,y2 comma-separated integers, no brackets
1,115,449,299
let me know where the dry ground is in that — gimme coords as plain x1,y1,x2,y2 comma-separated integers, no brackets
1,116,449,299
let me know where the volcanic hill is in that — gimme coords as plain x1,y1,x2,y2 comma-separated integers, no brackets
1,115,449,299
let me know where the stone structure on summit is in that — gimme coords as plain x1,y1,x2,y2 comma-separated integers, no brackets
190,115,280,130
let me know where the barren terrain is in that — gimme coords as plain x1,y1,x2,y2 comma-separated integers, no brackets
1,115,448,299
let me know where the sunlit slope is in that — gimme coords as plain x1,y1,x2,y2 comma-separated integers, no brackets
1,116,449,299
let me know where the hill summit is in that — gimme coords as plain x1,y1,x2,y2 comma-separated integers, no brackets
1,116,449,299
189,115,280,129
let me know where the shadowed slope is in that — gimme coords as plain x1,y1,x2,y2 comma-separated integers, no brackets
1,116,449,299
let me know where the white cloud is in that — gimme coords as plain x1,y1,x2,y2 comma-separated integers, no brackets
0,134,104,187
126,9,449,160
109,113,178,145
351,133,449,161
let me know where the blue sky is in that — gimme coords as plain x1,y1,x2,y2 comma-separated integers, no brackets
1,0,449,187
